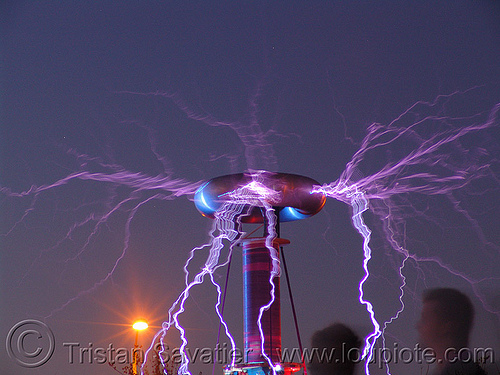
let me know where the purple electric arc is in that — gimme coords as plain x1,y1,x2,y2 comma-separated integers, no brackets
194,171,326,375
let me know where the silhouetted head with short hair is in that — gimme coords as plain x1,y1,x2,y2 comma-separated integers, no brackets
419,287,474,350
417,288,487,375
308,322,361,375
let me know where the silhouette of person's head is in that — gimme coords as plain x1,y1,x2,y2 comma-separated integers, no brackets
418,288,486,375
308,323,361,375
418,288,474,354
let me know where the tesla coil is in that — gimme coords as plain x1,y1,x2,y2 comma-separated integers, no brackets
194,171,326,375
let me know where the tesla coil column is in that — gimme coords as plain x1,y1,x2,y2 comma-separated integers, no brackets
194,171,326,375
243,237,289,364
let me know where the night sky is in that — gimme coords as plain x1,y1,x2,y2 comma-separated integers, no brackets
1,2,499,375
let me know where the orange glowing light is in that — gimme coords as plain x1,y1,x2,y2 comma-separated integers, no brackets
132,320,148,331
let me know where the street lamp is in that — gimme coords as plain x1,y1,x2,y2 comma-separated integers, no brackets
132,320,148,375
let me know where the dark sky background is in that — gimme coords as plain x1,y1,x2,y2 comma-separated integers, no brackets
1,2,499,375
